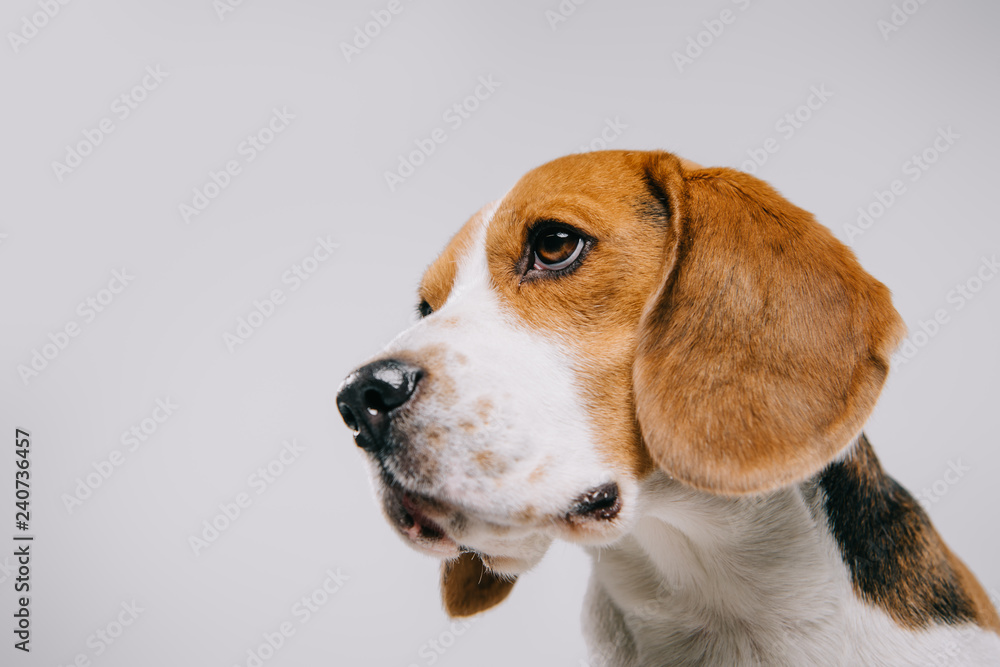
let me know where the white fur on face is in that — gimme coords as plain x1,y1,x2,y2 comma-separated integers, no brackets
369,203,637,570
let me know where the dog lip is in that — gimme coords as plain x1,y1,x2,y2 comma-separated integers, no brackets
401,492,448,541
379,469,460,556
568,482,621,521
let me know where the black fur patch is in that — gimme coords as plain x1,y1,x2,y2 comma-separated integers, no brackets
818,434,979,628
638,170,674,225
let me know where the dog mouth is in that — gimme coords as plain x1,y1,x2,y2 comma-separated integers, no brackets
378,461,624,551
380,470,461,558
401,492,449,542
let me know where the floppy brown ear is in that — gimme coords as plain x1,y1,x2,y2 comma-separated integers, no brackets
441,552,516,617
634,153,906,495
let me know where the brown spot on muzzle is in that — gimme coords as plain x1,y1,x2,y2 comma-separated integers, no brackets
528,458,552,483
475,397,493,422
391,344,459,409
435,315,461,329
473,449,508,476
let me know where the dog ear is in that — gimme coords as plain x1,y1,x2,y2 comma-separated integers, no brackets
441,552,517,617
633,153,905,495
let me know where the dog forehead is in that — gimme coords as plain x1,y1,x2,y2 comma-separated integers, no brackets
419,151,664,311
500,150,654,221
420,151,665,333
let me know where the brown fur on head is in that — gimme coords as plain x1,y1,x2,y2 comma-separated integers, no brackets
377,150,904,616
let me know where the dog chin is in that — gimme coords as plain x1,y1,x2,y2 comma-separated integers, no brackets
373,468,548,569
376,464,635,558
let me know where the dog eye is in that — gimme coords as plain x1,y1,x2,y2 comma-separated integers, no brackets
533,229,584,271
417,300,433,318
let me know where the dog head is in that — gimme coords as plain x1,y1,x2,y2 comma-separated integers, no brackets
336,150,904,616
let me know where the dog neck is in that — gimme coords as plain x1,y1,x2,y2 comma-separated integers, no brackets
583,471,849,666
580,438,1000,666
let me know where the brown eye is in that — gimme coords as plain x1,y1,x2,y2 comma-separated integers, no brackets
533,229,584,271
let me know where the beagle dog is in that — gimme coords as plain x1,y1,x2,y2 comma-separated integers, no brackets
336,150,1000,666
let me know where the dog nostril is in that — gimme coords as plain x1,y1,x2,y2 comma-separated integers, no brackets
363,388,389,414
338,403,360,433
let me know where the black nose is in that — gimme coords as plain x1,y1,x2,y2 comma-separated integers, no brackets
336,359,424,454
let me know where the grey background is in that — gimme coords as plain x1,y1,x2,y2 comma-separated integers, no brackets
2,1,998,665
